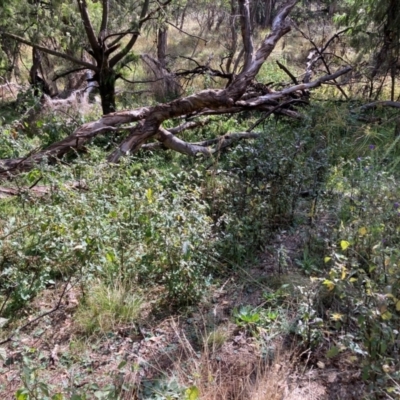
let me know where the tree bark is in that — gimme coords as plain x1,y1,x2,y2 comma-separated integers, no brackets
157,26,168,69
239,0,254,72
225,0,239,74
98,68,117,114
29,48,58,97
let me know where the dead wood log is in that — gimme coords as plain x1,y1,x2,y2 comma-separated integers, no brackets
0,63,349,179
0,1,306,179
191,104,302,119
0,1,299,177
0,181,88,198
0,108,149,176
107,0,299,163
360,101,400,110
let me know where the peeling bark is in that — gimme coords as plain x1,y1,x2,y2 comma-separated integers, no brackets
142,131,260,156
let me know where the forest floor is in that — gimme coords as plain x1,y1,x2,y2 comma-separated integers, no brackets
0,209,366,400
2,8,400,399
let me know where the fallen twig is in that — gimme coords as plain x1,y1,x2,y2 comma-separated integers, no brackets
0,275,73,346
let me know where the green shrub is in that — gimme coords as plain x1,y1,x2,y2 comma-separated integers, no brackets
208,118,328,266
0,160,215,314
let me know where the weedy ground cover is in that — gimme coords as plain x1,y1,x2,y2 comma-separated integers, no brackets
1,99,400,399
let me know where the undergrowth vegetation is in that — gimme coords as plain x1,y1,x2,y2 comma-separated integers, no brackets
1,98,400,398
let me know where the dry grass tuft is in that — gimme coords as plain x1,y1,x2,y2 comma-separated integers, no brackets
74,280,143,336
155,318,329,400
165,319,292,400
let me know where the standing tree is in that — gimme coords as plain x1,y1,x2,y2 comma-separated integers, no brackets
339,0,400,100
0,0,171,114
252,0,277,28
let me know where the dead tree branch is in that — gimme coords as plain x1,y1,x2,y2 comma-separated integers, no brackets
295,26,350,99
236,67,351,107
276,60,298,85
142,131,259,155
166,20,208,43
0,64,351,179
1,1,339,179
360,101,400,110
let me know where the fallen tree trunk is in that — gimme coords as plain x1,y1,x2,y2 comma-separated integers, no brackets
0,1,351,180
0,181,88,198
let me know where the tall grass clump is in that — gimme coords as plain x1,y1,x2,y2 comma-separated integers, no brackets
74,280,143,336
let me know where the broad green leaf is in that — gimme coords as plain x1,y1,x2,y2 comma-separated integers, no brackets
324,257,331,263
381,311,392,320
340,240,350,250
15,389,29,400
105,252,115,263
185,386,200,400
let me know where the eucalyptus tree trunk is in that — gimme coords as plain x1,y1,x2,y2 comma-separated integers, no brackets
328,0,338,16
225,0,239,74
157,26,168,69
29,48,58,97
98,68,117,114
252,0,276,28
